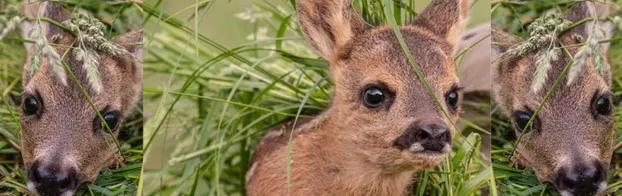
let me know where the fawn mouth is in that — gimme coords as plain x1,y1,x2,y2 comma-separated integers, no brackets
558,182,606,196
408,143,451,158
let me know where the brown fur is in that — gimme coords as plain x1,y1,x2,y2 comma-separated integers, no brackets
492,1,615,190
246,0,470,195
18,1,142,194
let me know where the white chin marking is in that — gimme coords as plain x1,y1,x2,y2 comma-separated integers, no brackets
597,181,607,194
408,143,424,152
442,144,451,153
27,182,37,195
61,191,74,196
559,181,606,196
27,181,75,196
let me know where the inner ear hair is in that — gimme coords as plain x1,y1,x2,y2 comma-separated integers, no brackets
491,27,520,59
296,0,367,60
412,0,470,53
21,1,71,38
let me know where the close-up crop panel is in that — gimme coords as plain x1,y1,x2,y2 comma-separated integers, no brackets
491,0,622,195
141,0,491,195
0,0,143,195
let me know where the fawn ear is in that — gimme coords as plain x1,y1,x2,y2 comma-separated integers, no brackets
112,27,143,114
113,26,143,70
20,1,71,85
296,0,367,60
21,1,71,39
413,0,470,54
491,27,520,60
562,1,614,53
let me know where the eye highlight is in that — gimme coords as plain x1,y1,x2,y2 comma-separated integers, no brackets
512,109,539,134
23,95,40,115
445,87,460,112
93,108,122,133
592,93,612,117
363,87,385,108
102,111,121,130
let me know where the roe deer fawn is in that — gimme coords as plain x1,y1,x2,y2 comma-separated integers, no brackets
246,0,470,195
492,2,615,195
18,2,142,195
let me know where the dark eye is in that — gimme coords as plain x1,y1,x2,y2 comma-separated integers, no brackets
101,111,121,130
363,87,385,108
446,90,459,110
593,95,612,116
513,111,536,133
23,95,39,115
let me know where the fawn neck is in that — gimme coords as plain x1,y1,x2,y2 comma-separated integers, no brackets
308,107,415,195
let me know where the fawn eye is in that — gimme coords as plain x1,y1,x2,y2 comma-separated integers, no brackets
363,87,385,108
94,109,122,133
23,95,39,115
446,89,459,110
593,94,612,116
102,111,121,130
512,111,538,133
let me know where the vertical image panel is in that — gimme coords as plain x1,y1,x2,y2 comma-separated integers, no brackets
142,0,491,195
491,0,622,195
0,0,143,195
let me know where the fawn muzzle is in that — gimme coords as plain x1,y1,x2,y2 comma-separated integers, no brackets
27,159,82,196
394,123,451,153
552,160,607,196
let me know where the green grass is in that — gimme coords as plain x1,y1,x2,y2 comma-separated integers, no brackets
491,1,622,195
0,0,143,195
141,0,491,195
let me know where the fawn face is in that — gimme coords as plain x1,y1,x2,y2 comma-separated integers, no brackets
492,2,614,195
19,2,142,195
297,0,469,170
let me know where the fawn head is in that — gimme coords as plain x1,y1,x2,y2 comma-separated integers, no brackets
492,2,614,195
297,0,468,171
18,2,142,195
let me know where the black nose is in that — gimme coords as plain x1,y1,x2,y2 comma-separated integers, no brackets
554,161,606,196
28,160,80,196
394,123,451,152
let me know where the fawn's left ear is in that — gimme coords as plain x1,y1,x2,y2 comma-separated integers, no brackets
113,26,143,69
296,0,367,61
112,26,143,114
21,1,71,39
20,1,72,85
412,0,470,54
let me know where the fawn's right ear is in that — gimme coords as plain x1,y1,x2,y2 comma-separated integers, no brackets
20,1,71,84
561,1,614,55
296,0,367,60
491,27,520,61
412,0,470,54
113,26,144,70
